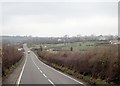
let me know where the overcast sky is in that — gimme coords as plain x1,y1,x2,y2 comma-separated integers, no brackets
0,0,119,37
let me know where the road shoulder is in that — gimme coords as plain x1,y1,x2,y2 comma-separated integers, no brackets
3,55,26,84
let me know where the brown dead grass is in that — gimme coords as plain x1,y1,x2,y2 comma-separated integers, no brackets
37,45,119,84
2,44,23,76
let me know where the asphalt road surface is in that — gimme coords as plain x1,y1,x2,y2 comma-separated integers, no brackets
17,44,86,86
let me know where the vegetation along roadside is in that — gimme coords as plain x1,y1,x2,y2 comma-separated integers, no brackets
2,43,24,82
32,44,119,85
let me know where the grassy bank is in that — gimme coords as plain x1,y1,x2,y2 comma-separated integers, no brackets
2,44,24,80
35,52,107,85
2,55,24,81
34,44,119,85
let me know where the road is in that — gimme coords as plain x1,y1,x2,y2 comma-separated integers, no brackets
17,44,86,86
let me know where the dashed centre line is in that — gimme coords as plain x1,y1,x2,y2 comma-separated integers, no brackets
43,74,47,78
31,56,55,86
48,79,55,86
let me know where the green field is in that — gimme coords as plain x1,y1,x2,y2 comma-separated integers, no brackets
31,41,98,52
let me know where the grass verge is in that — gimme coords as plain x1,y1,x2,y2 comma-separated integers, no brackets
34,51,107,85
2,56,24,81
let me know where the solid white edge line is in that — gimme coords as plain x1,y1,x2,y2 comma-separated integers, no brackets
32,52,86,86
16,53,27,85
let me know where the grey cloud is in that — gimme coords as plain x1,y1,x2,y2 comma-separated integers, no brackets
1,2,118,36
2,2,117,17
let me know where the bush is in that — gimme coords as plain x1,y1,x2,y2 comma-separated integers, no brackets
37,45,119,84
2,44,23,76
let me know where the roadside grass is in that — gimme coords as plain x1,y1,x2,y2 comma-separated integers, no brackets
51,63,107,85
2,55,24,81
32,43,119,85
31,42,119,85
33,51,107,85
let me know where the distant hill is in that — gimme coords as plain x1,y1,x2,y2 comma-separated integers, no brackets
1,36,31,44
1,35,118,45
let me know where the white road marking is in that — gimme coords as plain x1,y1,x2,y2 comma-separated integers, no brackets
43,74,47,78
32,52,85,86
31,55,55,86
16,51,27,85
39,70,43,73
48,79,55,86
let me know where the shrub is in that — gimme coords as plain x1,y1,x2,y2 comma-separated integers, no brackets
37,45,119,84
2,44,23,76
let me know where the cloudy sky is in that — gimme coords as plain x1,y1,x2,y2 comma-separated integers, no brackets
0,0,119,37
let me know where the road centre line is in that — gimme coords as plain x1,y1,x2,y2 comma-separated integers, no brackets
43,73,47,78
48,79,55,86
31,55,55,86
